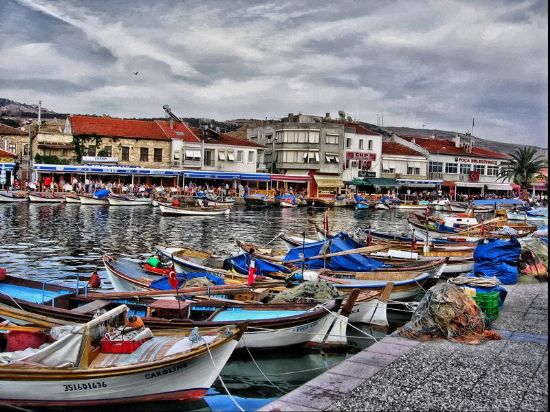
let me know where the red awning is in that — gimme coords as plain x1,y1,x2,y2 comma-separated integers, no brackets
441,180,455,187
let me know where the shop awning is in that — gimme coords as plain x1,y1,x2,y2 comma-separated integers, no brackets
396,179,442,188
348,178,369,186
34,164,180,177
313,175,345,188
455,182,485,188
240,173,271,181
441,180,455,187
271,170,311,182
363,178,399,187
485,183,513,191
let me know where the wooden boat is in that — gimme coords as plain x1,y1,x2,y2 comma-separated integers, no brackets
102,254,256,292
243,194,273,208
28,192,67,203
305,198,334,209
0,191,28,203
64,193,81,203
354,202,369,210
0,304,244,407
0,273,357,349
79,194,109,205
374,202,391,210
197,193,236,207
107,194,152,206
507,210,548,222
393,201,430,210
159,204,230,216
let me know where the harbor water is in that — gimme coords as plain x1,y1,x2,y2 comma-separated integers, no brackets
0,203,431,411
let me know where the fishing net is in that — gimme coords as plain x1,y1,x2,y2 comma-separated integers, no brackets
398,283,501,344
183,277,216,288
518,238,548,281
270,280,341,303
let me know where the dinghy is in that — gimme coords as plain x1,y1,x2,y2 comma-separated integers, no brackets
0,191,28,203
107,194,152,206
159,204,230,216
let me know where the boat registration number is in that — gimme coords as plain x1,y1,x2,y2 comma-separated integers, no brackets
63,382,108,391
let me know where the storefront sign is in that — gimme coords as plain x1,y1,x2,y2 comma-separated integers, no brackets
346,152,377,160
455,157,498,165
358,171,376,177
82,156,118,163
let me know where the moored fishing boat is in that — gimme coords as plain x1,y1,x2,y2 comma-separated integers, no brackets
159,204,230,216
0,304,244,407
64,193,81,203
28,192,67,203
507,208,548,222
393,200,430,210
0,191,28,202
305,197,334,209
243,193,273,208
107,194,152,206
79,194,109,205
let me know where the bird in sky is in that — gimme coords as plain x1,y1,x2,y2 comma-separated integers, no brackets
133,71,139,75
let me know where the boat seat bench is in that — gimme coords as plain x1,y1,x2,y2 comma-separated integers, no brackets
71,299,111,314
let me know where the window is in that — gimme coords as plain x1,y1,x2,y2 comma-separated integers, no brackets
23,144,29,156
474,164,485,175
407,167,420,175
460,164,471,175
325,154,340,164
346,138,352,149
185,150,200,161
265,134,273,141
140,147,149,162
309,131,320,143
103,146,112,157
121,146,130,161
236,150,243,162
445,162,458,174
153,148,162,162
173,150,180,160
359,140,364,150
429,162,443,173
368,140,373,150
303,152,319,163
8,143,16,153
87,146,96,156
325,134,339,145
204,149,214,166
282,151,297,163
227,151,235,161
383,167,395,174
248,151,254,162
218,151,226,161
487,166,499,176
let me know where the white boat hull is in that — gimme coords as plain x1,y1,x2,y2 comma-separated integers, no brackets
28,194,65,203
0,193,27,203
64,196,81,204
159,204,230,216
79,196,109,205
374,203,390,210
348,298,388,326
0,339,238,407
507,212,548,222
108,197,152,206
280,201,298,208
394,204,429,210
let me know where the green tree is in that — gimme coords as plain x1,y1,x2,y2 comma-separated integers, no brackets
499,147,547,199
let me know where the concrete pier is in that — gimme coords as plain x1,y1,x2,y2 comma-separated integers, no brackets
260,280,548,411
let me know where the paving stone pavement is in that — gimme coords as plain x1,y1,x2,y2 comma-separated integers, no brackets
259,281,548,412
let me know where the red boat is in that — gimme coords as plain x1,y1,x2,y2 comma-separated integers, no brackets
141,263,176,276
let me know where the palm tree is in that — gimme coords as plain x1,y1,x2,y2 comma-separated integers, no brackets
499,146,547,199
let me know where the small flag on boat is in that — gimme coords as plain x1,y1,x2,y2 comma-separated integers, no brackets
248,259,257,286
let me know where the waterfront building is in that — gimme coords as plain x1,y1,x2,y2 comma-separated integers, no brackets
342,123,383,182
247,112,347,197
378,140,430,193
395,134,512,197
0,123,28,179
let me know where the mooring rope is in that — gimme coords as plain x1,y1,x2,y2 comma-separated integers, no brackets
242,336,286,394
0,290,25,312
202,336,245,412
317,304,380,342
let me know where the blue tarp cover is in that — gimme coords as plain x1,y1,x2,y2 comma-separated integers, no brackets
283,232,387,271
473,237,521,285
223,253,291,276
472,198,523,206
149,271,225,290
94,189,110,198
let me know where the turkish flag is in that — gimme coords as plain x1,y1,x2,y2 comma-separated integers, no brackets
248,260,257,286
168,271,179,289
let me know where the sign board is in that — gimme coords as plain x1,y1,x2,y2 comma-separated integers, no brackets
358,171,376,177
455,157,499,165
82,156,118,163
0,169,6,185
346,152,377,161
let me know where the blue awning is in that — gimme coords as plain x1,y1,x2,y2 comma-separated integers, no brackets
33,164,180,177
241,173,271,181
0,163,15,171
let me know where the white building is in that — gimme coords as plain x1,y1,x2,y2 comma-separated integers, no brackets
342,123,383,181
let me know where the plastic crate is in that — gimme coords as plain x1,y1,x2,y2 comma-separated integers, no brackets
100,338,145,354
473,291,500,323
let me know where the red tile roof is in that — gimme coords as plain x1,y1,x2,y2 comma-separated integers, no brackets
0,148,17,158
155,120,200,143
401,135,509,159
0,124,26,135
70,115,170,141
382,141,425,157
347,123,379,136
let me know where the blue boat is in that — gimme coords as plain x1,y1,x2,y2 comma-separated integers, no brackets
354,194,369,210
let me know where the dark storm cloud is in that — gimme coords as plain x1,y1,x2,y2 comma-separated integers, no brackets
0,0,547,148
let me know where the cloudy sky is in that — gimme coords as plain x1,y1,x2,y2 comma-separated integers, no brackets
0,0,547,147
